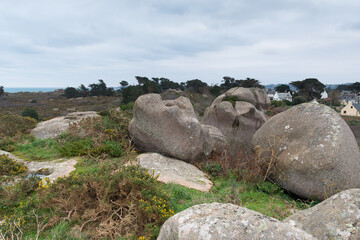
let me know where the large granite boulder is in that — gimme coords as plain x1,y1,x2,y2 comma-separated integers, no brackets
284,189,360,240
157,203,316,240
129,94,227,162
252,103,360,201
31,111,100,139
202,87,270,146
128,153,213,192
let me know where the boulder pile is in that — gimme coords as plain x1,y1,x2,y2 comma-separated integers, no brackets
128,94,228,162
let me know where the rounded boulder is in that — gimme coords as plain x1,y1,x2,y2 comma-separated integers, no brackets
252,103,360,201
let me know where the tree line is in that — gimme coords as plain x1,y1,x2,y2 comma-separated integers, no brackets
61,76,359,106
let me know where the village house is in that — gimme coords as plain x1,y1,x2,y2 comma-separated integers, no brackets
320,90,328,99
341,101,360,116
273,92,292,102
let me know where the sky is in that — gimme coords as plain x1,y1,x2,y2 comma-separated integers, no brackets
1,0,360,88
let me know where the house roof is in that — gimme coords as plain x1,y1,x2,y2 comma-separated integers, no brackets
353,103,360,111
276,92,292,98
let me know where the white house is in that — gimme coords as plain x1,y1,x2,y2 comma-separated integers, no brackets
320,90,328,99
341,102,360,116
273,92,292,102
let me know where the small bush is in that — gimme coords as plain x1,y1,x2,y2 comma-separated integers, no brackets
0,137,17,152
0,115,37,137
293,96,307,105
200,161,224,177
271,100,285,107
0,155,27,175
30,99,37,103
21,108,39,121
39,164,174,239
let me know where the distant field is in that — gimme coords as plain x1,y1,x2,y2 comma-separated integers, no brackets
0,90,120,120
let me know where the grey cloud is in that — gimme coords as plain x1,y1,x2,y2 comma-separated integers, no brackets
0,0,359,87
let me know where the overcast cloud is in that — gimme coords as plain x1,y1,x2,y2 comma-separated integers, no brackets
1,0,360,87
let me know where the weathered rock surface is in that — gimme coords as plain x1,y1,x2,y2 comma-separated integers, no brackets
201,125,229,154
129,94,224,162
129,153,212,192
284,189,360,240
157,202,316,240
202,87,270,146
160,89,184,100
0,150,78,181
31,111,100,139
252,103,360,201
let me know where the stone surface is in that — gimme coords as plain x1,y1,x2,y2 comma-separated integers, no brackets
129,94,215,162
284,189,360,240
31,111,100,139
129,153,213,192
160,89,184,100
201,125,229,154
157,202,316,240
0,150,78,181
252,103,360,201
202,87,270,146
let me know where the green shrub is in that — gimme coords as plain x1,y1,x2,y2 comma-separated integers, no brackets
293,96,307,105
255,181,283,195
200,161,224,177
0,155,27,175
0,137,17,152
120,102,134,111
39,164,174,239
0,115,37,137
30,99,37,103
21,108,39,121
271,100,285,107
58,137,93,157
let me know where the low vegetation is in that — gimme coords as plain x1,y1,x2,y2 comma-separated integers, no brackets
0,103,319,239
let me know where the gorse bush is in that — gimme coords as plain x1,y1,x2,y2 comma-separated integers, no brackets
0,115,37,137
38,164,174,239
21,107,39,121
57,109,132,159
0,155,27,176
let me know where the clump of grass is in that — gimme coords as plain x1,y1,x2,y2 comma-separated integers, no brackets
222,95,251,108
0,155,27,176
14,138,61,161
38,163,174,239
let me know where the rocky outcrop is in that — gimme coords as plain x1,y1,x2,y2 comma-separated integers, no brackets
160,89,184,100
158,203,316,240
0,150,78,181
129,94,227,162
128,153,213,192
31,111,100,139
284,189,360,240
202,87,270,146
252,103,360,201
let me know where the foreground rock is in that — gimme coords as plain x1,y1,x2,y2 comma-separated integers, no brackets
31,111,100,139
284,189,360,240
252,103,360,201
158,203,316,240
128,153,212,192
129,94,225,162
202,87,270,147
0,150,78,181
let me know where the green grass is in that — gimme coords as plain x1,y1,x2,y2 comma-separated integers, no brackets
164,175,314,220
14,138,61,161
